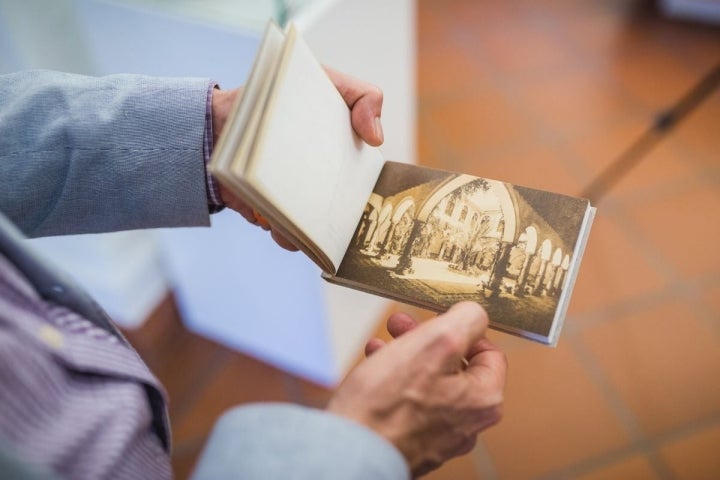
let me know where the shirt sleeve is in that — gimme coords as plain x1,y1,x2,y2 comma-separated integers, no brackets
191,403,410,480
203,82,225,214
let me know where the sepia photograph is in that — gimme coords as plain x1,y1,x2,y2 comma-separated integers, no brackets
335,161,590,338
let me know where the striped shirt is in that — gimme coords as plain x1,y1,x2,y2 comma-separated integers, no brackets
0,254,172,479
0,82,223,478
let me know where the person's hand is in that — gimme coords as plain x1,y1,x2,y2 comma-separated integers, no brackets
327,302,507,477
211,68,384,250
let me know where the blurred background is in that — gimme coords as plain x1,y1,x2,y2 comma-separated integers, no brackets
2,0,720,478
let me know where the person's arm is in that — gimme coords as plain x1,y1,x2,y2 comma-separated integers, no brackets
0,69,384,249
192,302,506,479
0,70,212,237
192,403,409,480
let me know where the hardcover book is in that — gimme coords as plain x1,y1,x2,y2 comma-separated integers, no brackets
211,21,596,345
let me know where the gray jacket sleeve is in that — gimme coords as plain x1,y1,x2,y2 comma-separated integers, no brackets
0,70,212,237
192,403,410,480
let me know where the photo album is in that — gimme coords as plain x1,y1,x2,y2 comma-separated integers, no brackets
211,21,596,346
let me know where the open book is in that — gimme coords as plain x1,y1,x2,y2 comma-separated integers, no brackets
211,21,596,346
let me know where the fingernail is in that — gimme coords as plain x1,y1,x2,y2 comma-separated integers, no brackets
374,116,384,144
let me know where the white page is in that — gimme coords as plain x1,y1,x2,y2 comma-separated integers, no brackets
247,26,385,271
213,21,285,175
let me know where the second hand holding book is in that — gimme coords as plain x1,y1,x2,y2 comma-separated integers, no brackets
211,21,595,346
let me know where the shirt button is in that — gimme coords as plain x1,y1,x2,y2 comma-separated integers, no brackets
38,325,64,349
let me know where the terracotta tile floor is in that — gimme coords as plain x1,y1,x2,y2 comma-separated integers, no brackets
125,0,720,478
416,1,720,479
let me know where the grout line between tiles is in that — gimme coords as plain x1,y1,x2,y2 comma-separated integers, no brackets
566,269,720,334
533,412,720,480
652,414,720,447
562,329,677,480
600,200,680,280
604,196,720,337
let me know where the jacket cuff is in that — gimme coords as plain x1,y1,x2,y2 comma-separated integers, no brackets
191,403,409,480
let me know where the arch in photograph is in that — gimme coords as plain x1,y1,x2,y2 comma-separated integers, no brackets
371,202,395,247
551,247,563,266
417,175,518,243
520,225,539,254
367,192,383,214
539,238,553,261
392,196,416,223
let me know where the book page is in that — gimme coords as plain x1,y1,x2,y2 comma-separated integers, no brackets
245,26,385,272
212,21,285,182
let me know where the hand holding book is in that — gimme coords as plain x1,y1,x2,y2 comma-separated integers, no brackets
329,301,506,477
211,67,385,252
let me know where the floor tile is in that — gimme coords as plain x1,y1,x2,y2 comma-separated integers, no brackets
424,89,537,158
470,18,580,78
659,423,720,480
160,334,231,420
417,118,443,166
609,43,708,112
566,213,668,316
417,46,496,100
638,17,720,71
122,293,182,366
568,122,696,200
171,353,292,444
415,0,468,55
171,439,206,480
578,298,720,436
566,118,651,188
570,454,661,480
515,65,639,141
602,138,697,201
424,452,484,480
290,376,333,409
480,340,632,479
558,7,639,62
622,180,720,280
697,282,720,316
673,89,720,171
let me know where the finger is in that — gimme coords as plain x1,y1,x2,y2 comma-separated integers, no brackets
465,338,507,399
325,67,384,146
271,229,300,252
372,302,488,373
434,301,490,353
365,312,418,357
386,312,419,339
253,211,271,231
217,184,257,224
465,336,500,362
234,204,257,225
364,338,386,357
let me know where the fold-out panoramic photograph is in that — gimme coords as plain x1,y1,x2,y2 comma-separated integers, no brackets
336,161,591,339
